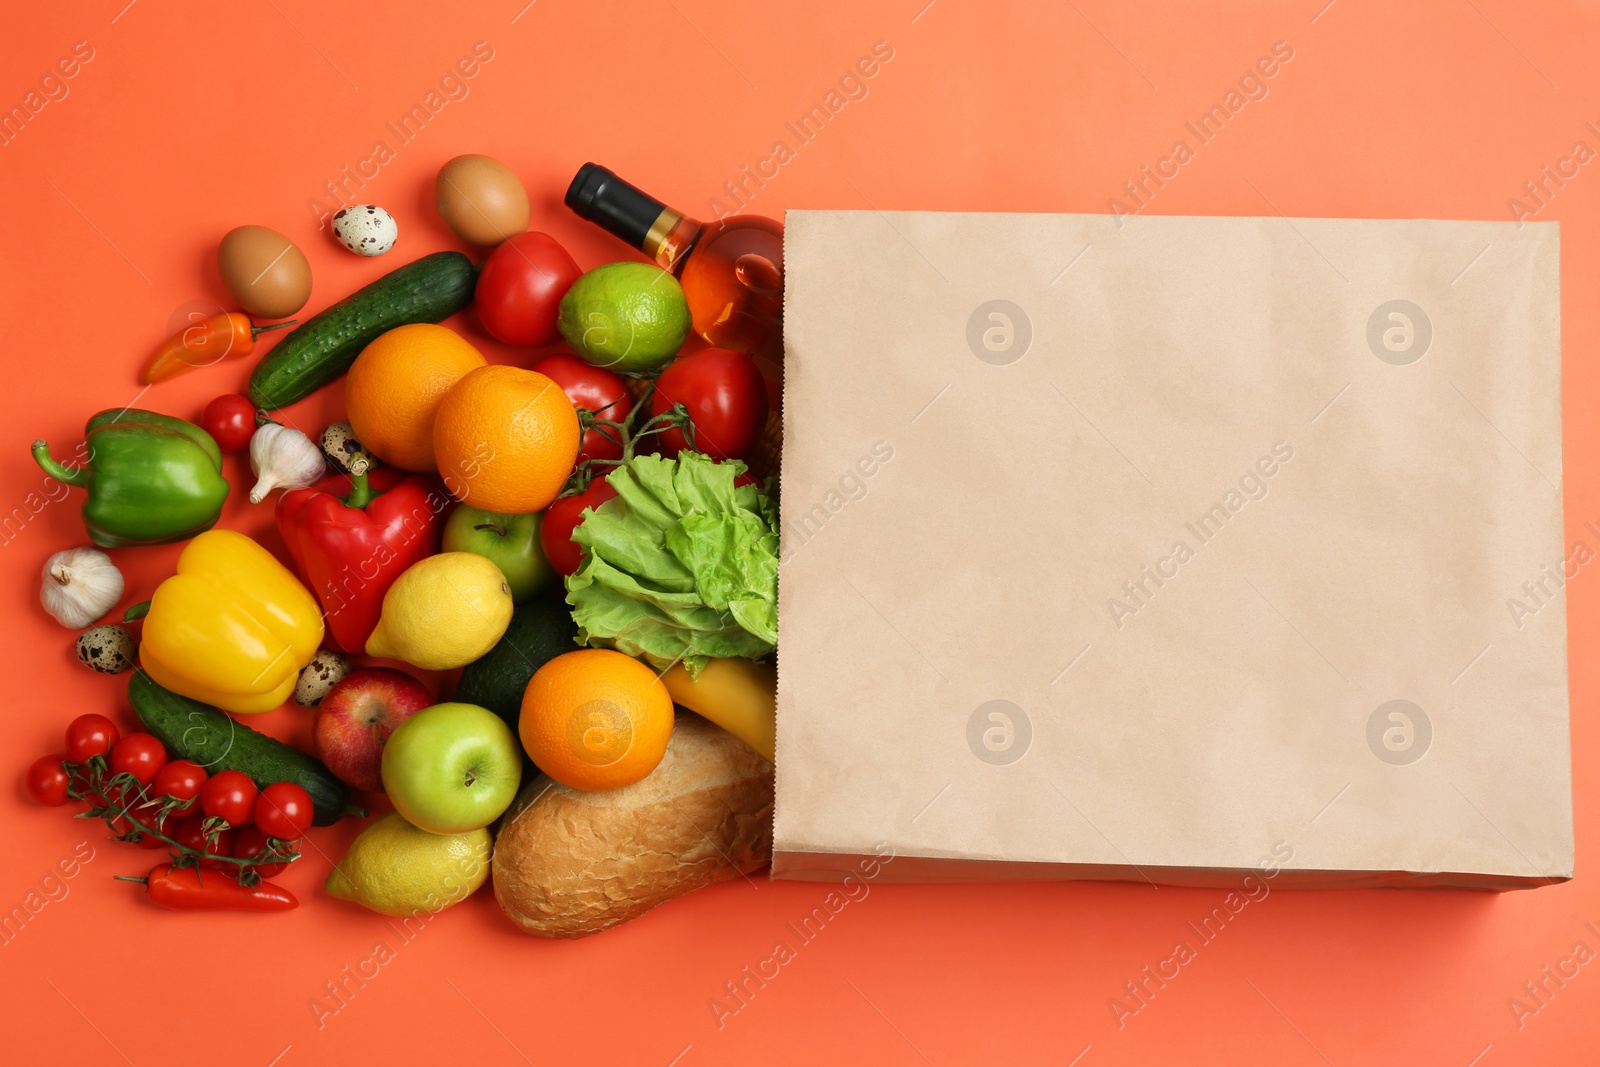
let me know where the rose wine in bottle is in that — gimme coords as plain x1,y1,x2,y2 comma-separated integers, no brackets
565,163,783,354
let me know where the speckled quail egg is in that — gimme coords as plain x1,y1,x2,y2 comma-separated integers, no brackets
330,205,398,256
294,649,351,706
320,422,369,474
75,624,137,674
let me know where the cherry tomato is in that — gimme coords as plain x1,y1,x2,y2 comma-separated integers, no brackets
64,713,119,762
151,760,208,818
134,809,174,849
94,784,135,836
172,815,233,865
108,733,166,788
475,232,582,347
200,769,258,826
254,782,313,839
232,824,295,877
530,352,633,463
25,754,71,806
201,394,256,453
540,479,620,576
650,348,769,461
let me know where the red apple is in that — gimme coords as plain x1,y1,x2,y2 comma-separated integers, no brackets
314,668,434,793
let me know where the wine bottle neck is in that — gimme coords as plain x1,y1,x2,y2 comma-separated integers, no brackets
566,163,702,272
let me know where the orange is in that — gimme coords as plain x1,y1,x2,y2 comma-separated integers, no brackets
344,324,487,472
433,364,580,513
519,649,675,791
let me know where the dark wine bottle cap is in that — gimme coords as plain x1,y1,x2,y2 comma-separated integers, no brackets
564,163,668,250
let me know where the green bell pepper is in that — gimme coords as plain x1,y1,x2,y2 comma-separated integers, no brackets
32,409,231,547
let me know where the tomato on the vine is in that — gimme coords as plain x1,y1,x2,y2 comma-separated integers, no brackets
134,809,174,849
173,816,233,864
540,479,620,576
200,394,256,453
475,232,582,347
200,769,258,826
25,755,71,806
152,760,208,818
650,348,768,461
64,713,119,762
108,733,166,787
530,352,632,463
233,824,294,877
254,782,313,840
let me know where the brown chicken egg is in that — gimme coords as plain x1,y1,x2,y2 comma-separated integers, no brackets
435,154,530,246
218,225,312,318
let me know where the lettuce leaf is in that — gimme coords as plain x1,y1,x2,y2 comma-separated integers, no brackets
565,452,777,676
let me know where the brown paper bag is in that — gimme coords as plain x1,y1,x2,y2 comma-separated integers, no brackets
773,210,1570,890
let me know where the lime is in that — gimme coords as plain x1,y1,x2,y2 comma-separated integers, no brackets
557,262,691,372
325,812,491,916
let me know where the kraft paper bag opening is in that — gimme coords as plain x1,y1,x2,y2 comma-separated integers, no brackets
772,210,1571,890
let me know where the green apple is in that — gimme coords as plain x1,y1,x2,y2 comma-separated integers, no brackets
442,505,554,601
381,702,523,834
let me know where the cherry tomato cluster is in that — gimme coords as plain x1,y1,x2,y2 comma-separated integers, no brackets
28,714,312,880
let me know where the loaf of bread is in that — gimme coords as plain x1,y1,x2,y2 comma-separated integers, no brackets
492,713,774,938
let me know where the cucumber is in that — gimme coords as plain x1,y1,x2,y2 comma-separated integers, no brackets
248,250,476,410
128,671,359,827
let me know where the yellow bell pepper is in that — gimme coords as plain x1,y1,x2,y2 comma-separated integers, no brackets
137,529,324,714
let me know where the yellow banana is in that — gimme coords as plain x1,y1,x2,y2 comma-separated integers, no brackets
661,658,776,763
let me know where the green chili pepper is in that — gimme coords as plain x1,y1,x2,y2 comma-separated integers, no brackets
32,409,230,547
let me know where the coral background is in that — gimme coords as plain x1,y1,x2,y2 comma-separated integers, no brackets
1,1,1596,1063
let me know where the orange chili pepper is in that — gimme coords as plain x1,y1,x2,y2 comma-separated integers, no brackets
140,313,295,385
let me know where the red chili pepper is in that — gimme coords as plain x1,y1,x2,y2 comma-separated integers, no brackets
275,462,442,653
140,312,295,385
118,864,298,912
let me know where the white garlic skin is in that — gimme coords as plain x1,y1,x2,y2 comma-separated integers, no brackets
249,421,326,503
41,547,125,628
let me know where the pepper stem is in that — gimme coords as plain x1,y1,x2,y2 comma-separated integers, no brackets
342,454,375,510
113,874,150,885
31,441,90,488
250,319,297,338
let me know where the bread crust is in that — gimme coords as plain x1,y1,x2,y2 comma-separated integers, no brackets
492,714,774,938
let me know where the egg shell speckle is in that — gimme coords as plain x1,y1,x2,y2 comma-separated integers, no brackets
331,205,398,257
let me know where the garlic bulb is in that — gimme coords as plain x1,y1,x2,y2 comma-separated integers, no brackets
41,547,125,628
249,421,325,503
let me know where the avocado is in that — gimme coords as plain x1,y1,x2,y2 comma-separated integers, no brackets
455,596,579,738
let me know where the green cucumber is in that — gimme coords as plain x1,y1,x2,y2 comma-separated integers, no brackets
128,671,360,827
248,250,477,410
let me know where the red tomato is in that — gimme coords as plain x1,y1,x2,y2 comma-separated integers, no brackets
172,815,233,865
232,824,294,877
64,713,119,762
95,784,135,836
151,760,208,818
201,394,256,453
540,479,620,576
475,232,582,347
650,348,769,460
25,755,71,806
530,352,633,463
200,769,258,826
108,733,166,787
254,782,313,839
134,808,175,849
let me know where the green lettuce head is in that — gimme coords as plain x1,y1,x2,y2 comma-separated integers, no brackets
565,452,777,676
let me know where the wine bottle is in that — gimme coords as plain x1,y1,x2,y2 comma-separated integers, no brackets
565,163,783,354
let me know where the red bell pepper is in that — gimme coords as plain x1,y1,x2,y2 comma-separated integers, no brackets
276,464,444,653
